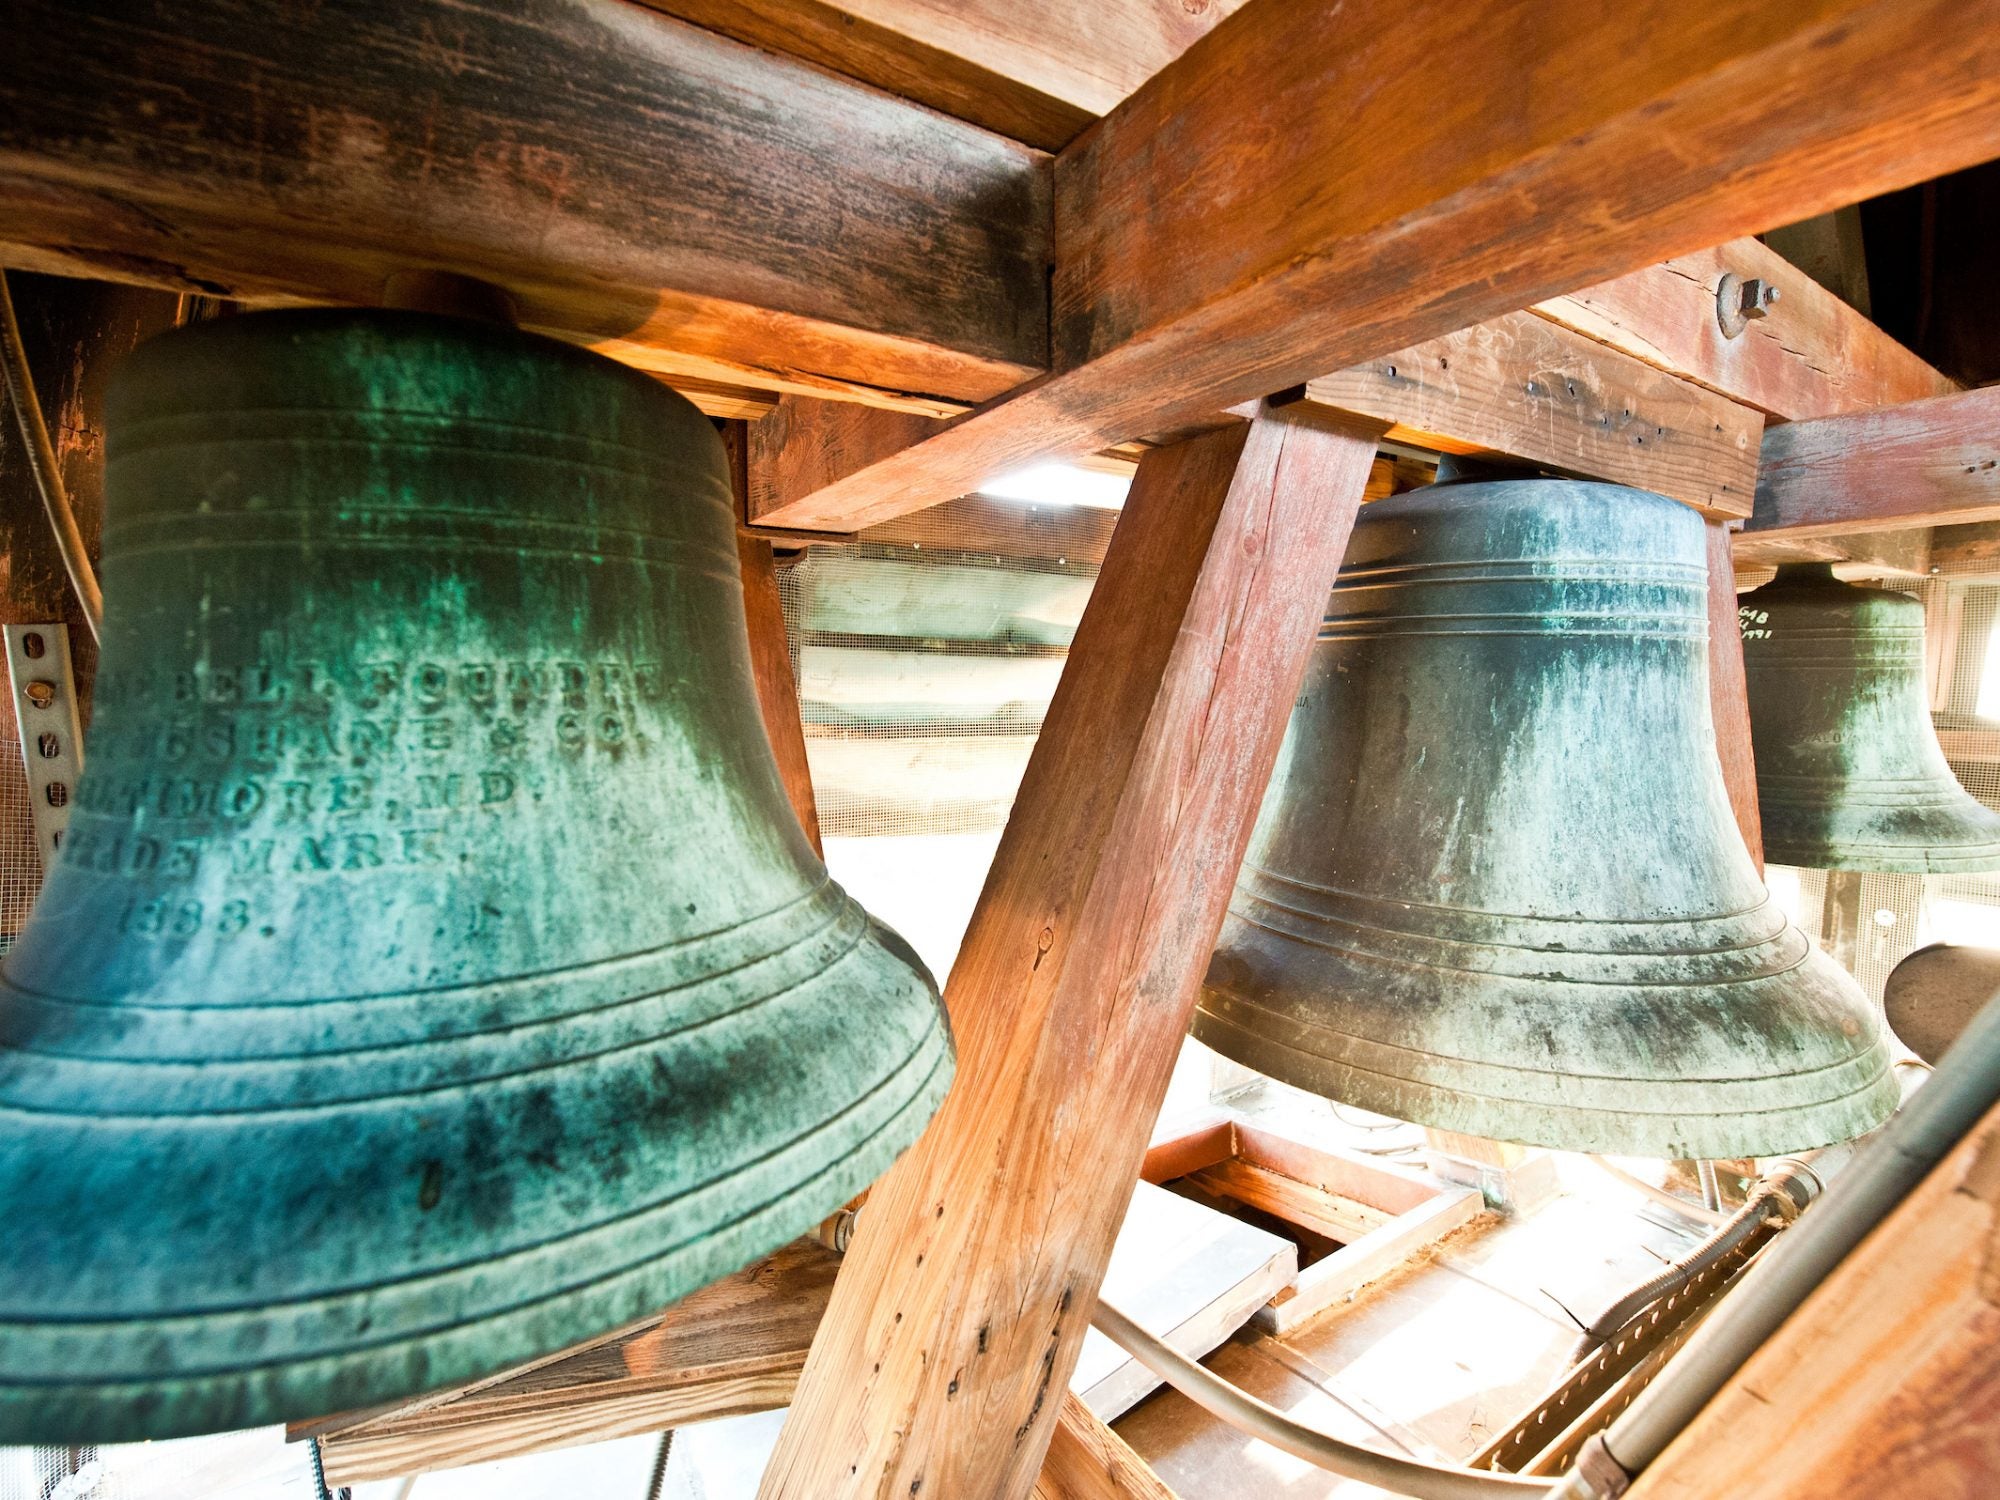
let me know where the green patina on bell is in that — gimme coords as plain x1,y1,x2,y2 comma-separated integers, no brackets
0,311,953,1441
1739,562,2000,872
1196,481,1894,1158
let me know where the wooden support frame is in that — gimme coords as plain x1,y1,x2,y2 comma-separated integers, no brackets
1534,237,1957,422
1299,310,1763,518
1629,1097,2000,1498
1705,522,1764,871
757,404,1384,1499
748,0,2000,532
1747,387,2000,539
0,0,1049,411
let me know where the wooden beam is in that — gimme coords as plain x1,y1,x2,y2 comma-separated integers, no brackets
1033,1391,1181,1500
750,0,2000,532
1628,1097,2000,1499
312,1238,842,1485
1536,237,1958,422
0,0,1048,411
757,405,1383,1499
1731,528,1934,580
1747,388,2000,539
636,1,1095,152
738,536,823,857
1706,523,1764,871
1300,309,1763,518
1929,522,2000,576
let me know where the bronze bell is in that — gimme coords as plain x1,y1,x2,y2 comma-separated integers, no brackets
0,310,953,1440
1883,942,2000,1063
1196,481,1894,1158
1739,562,2000,871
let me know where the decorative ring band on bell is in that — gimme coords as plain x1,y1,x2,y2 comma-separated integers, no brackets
1195,481,1894,1158
0,311,953,1441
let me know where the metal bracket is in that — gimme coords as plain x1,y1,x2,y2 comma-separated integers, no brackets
5,623,84,867
1716,272,1781,339
1571,1434,1633,1498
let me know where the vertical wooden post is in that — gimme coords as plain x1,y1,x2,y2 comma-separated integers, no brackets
1705,519,1764,872
758,403,1383,1500
738,532,823,855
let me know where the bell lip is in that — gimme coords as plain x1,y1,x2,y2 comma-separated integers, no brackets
1759,841,2000,874
1190,996,1898,1160
0,1020,953,1445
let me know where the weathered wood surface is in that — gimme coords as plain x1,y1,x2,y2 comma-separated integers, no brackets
1536,237,1958,422
753,0,2000,531
1706,522,1764,870
0,0,1048,412
1033,1390,1182,1500
1747,387,2000,539
1929,522,2000,576
313,1239,842,1485
738,536,823,856
1301,310,1763,518
758,406,1385,1499
1732,528,1933,581
1629,1097,2000,1499
637,1,1093,151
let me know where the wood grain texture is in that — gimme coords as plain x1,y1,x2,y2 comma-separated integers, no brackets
1748,387,2000,538
1629,1099,2000,1500
738,536,823,857
757,405,1385,1500
1301,310,1762,518
754,0,2000,532
1536,237,1958,421
1033,1391,1181,1500
1187,1159,1390,1243
0,0,1049,410
804,0,1251,117
313,1238,841,1484
636,0,1093,151
1706,522,1763,871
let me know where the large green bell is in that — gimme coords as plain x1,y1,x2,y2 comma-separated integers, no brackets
1195,481,1894,1158
1739,562,2000,871
0,311,953,1441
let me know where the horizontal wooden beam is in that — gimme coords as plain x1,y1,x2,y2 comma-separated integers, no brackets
1748,387,2000,538
1731,528,1934,580
1928,522,2000,576
750,0,2000,532
0,0,1049,410
1300,309,1762,518
1033,1391,1181,1500
1535,237,1958,422
309,1238,841,1485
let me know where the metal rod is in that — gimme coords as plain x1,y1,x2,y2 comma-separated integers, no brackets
1586,1158,1732,1227
0,270,103,641
1696,1160,1722,1214
1091,1298,1553,1498
1553,987,2000,1497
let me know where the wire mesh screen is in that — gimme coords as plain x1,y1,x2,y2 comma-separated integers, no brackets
1766,569,2000,1005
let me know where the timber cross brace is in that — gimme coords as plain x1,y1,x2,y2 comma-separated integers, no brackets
4,0,2000,1496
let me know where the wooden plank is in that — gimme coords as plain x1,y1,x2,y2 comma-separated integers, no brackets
1536,237,1957,421
856,494,1123,570
315,1239,842,1485
751,0,2000,532
1254,1187,1484,1336
1706,522,1764,870
1929,521,2000,575
1629,1098,2000,1500
757,405,1385,1499
1731,528,1934,580
739,536,823,856
636,1,1094,152
1071,1181,1296,1421
0,0,1048,411
1747,387,2000,538
1187,1159,1391,1244
1034,1391,1182,1500
1301,310,1763,518
791,0,1250,119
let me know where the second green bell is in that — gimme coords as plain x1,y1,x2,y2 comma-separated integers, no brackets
1196,481,1894,1159
0,311,953,1442
1739,561,2000,871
